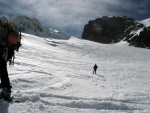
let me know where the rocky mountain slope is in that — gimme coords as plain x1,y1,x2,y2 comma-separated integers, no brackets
11,16,70,39
82,16,150,49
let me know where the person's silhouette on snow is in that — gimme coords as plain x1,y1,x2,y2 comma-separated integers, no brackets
93,64,98,74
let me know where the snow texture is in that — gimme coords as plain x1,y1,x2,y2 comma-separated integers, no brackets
0,33,150,113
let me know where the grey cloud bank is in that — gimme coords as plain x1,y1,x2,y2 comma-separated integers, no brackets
0,0,150,37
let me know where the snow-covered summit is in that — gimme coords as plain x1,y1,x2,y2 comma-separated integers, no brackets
132,18,150,35
140,18,150,27
11,16,70,40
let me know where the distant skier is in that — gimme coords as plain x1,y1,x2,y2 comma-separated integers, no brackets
93,64,98,74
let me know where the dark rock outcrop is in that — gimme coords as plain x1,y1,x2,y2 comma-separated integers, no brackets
82,16,149,47
129,27,150,48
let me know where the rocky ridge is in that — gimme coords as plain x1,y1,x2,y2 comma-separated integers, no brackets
82,16,150,49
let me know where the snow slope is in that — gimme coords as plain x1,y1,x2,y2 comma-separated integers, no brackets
0,33,150,113
131,18,150,36
140,18,150,27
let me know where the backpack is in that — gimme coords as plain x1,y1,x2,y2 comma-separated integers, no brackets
0,18,21,64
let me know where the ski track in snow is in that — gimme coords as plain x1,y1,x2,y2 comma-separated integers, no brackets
0,33,150,113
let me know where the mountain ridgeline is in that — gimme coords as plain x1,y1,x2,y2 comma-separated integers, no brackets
11,16,70,40
82,16,150,49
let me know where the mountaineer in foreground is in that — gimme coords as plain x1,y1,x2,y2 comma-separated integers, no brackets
0,16,21,101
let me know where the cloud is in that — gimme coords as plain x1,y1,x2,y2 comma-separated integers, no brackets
106,0,150,15
0,0,150,37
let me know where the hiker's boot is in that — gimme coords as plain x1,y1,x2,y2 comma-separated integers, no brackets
0,87,11,100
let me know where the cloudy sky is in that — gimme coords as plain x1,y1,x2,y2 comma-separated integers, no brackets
0,0,150,37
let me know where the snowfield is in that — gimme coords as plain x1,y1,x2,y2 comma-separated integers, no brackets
0,33,150,113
